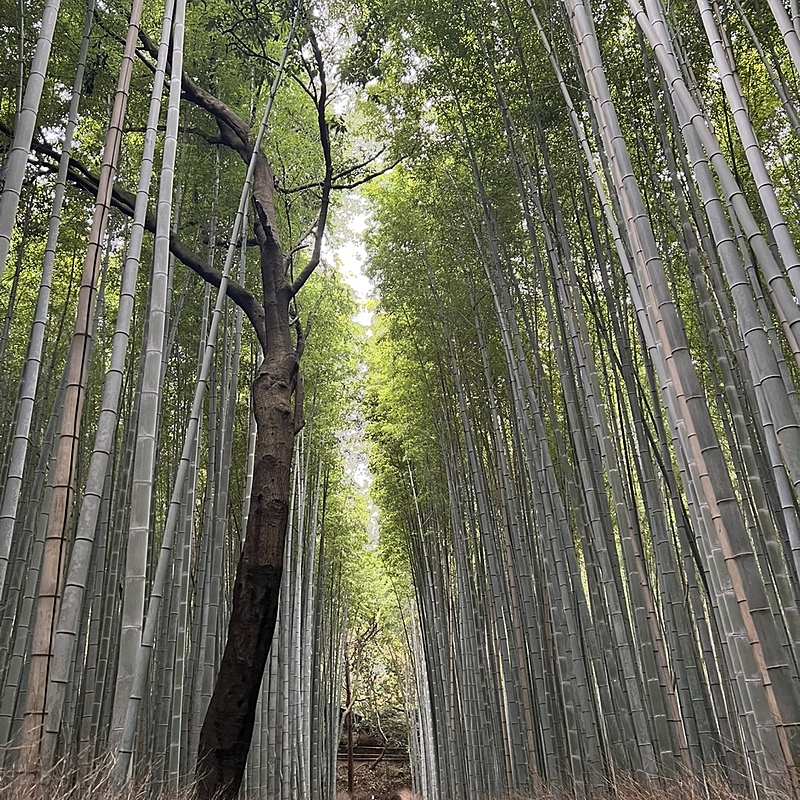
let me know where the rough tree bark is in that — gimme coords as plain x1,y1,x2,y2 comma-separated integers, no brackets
134,19,332,799
10,17,337,793
195,341,297,798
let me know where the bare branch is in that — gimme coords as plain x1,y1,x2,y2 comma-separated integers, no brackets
11,123,268,349
279,147,395,194
290,27,333,297
330,158,401,190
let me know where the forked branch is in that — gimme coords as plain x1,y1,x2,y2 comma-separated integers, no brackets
6,123,268,349
289,26,333,297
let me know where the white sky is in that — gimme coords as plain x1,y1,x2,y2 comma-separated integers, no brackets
323,194,379,541
325,192,374,327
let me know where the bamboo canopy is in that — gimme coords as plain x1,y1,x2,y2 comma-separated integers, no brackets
1,0,800,798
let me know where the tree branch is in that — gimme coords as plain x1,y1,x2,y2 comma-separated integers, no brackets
137,30,253,159
290,27,333,297
9,122,268,349
137,26,286,335
279,147,395,194
329,159,401,191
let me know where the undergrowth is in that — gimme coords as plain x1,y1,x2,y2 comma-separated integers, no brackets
0,763,788,800
0,754,196,800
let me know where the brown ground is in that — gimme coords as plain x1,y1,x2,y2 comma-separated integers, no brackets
335,758,416,800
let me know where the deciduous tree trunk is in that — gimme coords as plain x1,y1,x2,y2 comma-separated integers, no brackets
127,17,333,796
197,341,297,800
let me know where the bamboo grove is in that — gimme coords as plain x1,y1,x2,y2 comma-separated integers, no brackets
360,0,800,798
0,0,375,796
3,0,800,796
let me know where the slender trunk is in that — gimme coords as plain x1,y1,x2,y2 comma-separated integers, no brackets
0,0,94,595
17,0,145,770
346,650,354,797
0,0,62,281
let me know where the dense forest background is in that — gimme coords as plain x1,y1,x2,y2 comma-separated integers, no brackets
2,0,800,798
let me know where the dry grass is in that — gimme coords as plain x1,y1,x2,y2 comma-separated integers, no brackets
335,772,789,800
0,765,787,800
0,754,197,800
488,773,788,800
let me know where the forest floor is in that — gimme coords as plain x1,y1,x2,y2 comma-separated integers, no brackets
332,771,778,800
335,757,415,800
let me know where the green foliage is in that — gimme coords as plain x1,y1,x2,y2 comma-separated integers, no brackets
300,267,361,451
5,0,800,788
